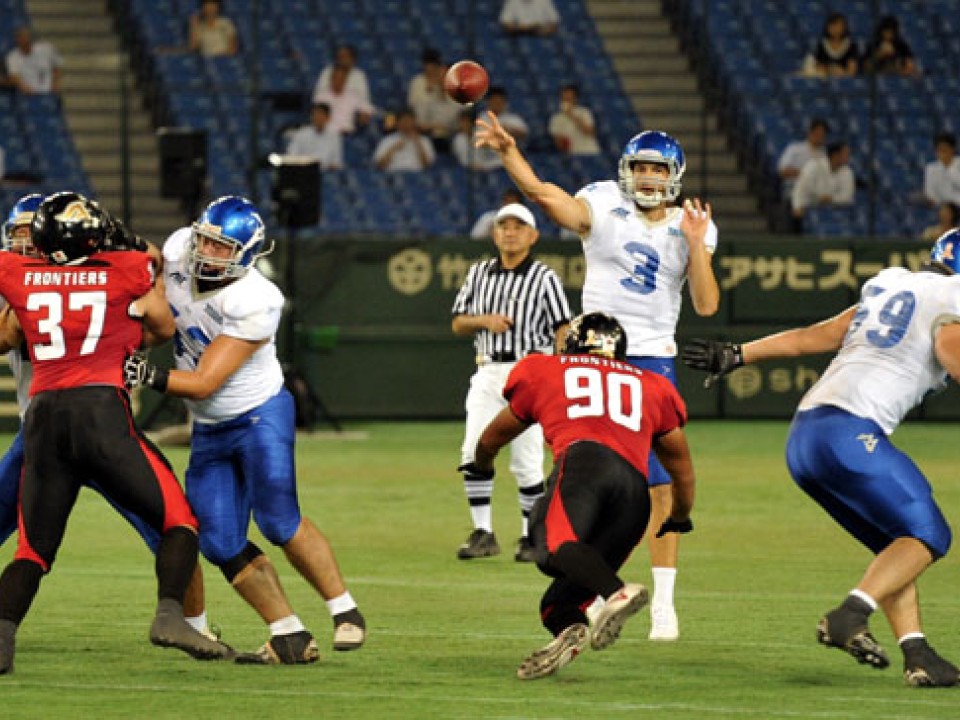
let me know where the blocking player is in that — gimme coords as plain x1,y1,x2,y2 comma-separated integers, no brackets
470,312,696,680
682,228,960,687
0,194,217,641
476,114,718,640
124,195,365,664
0,192,234,674
452,202,571,562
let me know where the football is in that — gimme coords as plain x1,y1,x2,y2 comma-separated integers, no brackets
443,60,489,105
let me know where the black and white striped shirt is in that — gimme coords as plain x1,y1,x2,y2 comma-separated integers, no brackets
452,255,571,362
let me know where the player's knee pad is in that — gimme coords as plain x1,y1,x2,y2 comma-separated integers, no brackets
218,541,265,583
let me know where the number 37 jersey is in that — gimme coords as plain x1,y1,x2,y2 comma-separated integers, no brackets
800,267,960,435
504,353,687,478
0,250,152,394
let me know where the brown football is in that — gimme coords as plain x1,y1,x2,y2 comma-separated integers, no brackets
443,60,490,105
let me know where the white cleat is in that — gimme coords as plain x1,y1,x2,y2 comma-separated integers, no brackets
590,583,648,651
517,623,590,680
648,604,679,641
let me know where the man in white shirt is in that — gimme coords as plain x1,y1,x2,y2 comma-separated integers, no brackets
791,141,855,220
923,133,960,206
5,26,62,94
485,87,529,145
548,84,600,156
407,48,461,153
284,103,343,169
312,65,374,134
778,118,829,196
500,0,560,36
311,44,371,106
373,109,435,171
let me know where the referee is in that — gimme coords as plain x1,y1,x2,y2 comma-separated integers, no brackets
451,203,571,562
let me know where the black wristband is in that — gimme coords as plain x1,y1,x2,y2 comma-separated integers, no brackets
148,366,170,393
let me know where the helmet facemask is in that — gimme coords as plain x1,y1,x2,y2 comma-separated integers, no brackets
618,154,682,209
188,221,267,281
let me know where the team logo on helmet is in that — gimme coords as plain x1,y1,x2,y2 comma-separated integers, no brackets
55,200,95,224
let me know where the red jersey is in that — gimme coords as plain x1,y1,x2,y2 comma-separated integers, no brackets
0,251,152,394
504,354,687,477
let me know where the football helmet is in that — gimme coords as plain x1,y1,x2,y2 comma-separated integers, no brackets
2,193,44,255
618,130,685,208
930,228,960,274
31,191,109,265
189,195,272,281
562,312,628,361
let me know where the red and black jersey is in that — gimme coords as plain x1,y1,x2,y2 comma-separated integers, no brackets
504,353,687,477
0,251,152,394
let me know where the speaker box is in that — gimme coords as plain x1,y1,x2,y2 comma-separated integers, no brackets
271,159,320,228
157,127,207,200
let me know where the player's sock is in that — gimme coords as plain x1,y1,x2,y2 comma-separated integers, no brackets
185,611,208,634
269,615,306,636
518,482,544,538
464,471,493,531
651,567,677,607
325,591,358,616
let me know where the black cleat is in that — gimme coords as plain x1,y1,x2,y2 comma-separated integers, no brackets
902,639,960,687
457,529,500,559
515,536,537,563
150,599,236,661
816,607,889,670
238,630,319,665
0,620,15,675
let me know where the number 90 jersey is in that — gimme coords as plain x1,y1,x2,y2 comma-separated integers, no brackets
0,250,151,394
504,353,687,478
576,181,718,357
163,228,285,423
799,267,960,435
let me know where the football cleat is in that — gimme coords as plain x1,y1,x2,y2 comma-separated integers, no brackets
457,529,500,559
333,622,366,651
149,599,236,661
901,638,960,687
591,583,648,651
242,630,319,665
514,536,537,563
517,623,589,681
816,607,889,670
648,605,679,641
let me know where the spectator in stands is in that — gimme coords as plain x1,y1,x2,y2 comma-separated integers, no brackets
311,44,371,107
5,26,62,94
284,102,343,170
407,48,461,154
188,0,238,57
922,202,960,242
923,133,960,207
484,87,529,146
790,141,855,225
801,12,859,77
453,110,502,171
862,15,918,77
548,84,600,156
313,65,374,134
499,0,560,36
469,188,524,240
373,108,435,172
778,118,829,196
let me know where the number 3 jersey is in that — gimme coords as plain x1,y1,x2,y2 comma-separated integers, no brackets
163,228,285,423
0,250,151,394
576,181,718,357
799,267,960,435
504,353,687,478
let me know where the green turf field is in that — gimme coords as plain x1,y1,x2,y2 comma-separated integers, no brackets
1,420,959,719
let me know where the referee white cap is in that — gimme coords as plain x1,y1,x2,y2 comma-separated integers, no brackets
495,203,536,229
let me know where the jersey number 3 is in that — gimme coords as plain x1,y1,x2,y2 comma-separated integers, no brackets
564,367,642,431
28,291,106,360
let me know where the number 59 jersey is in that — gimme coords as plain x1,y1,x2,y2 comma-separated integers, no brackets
504,353,687,478
576,180,718,357
0,250,152,394
800,267,960,435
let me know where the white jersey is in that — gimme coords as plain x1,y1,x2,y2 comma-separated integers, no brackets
799,267,960,435
0,298,31,418
577,180,718,356
163,229,286,424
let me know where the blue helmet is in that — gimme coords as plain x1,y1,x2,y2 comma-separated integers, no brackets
617,130,685,208
930,228,960,274
2,193,44,255
189,195,272,280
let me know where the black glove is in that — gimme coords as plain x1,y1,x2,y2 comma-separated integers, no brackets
656,517,693,538
457,461,495,480
681,338,744,388
105,216,148,252
123,352,169,392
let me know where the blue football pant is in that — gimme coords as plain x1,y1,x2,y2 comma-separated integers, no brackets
625,355,677,487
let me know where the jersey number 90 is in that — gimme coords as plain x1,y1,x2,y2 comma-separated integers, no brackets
564,367,642,431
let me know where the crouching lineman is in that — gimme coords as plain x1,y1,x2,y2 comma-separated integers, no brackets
0,192,235,673
125,195,365,664
468,312,696,680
